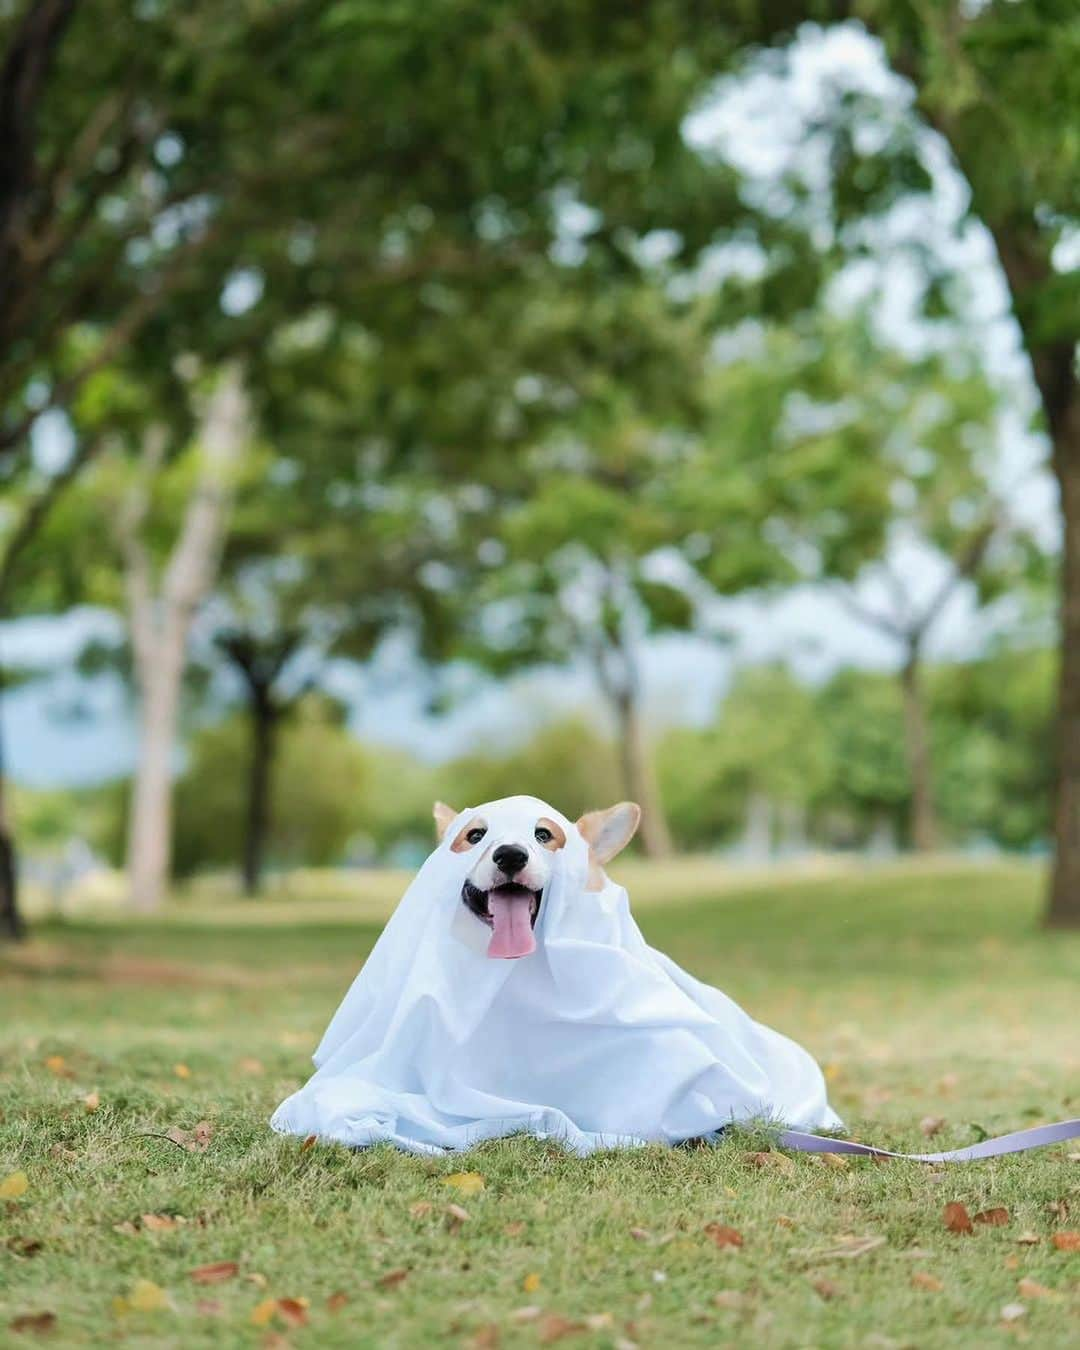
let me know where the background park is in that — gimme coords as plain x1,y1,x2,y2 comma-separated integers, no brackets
1,1,1079,1346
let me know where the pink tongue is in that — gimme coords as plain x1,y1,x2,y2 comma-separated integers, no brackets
487,888,536,959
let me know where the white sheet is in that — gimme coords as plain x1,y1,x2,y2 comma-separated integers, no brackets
271,797,841,1154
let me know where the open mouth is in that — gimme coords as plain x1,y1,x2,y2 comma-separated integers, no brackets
462,881,542,959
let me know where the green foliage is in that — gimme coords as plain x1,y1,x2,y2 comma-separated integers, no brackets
173,701,370,876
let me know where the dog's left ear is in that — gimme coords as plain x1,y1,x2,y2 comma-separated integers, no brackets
433,801,458,841
576,802,641,869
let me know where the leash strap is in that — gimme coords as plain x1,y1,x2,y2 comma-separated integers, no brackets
777,1118,1080,1163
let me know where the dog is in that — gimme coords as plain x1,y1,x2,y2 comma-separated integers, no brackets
433,797,642,958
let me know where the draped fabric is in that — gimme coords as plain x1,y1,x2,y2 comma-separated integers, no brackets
271,797,841,1154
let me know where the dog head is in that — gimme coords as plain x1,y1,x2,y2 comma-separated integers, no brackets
433,796,641,959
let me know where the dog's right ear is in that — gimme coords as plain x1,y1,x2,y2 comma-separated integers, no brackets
433,801,458,841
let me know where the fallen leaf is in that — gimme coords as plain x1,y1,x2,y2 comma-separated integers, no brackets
537,1314,583,1343
470,1325,501,1349
445,1203,470,1232
300,1135,317,1152
1051,1231,1080,1251
974,1207,1010,1227
1016,1278,1056,1299
920,1116,946,1138
246,1273,268,1288
112,1221,139,1237
262,1334,290,1350
9,1312,56,1335
409,1201,433,1219
44,1055,70,1077
193,1120,213,1149
190,1261,239,1285
7,1236,43,1258
275,1298,309,1328
141,1213,179,1232
196,1299,224,1316
819,1152,848,1170
444,1171,485,1196
1016,1232,1040,1245
173,1063,191,1079
999,1302,1026,1323
0,1171,29,1199
523,1272,541,1293
1004,1254,1020,1270
377,1269,408,1290
614,1340,639,1350
237,1058,264,1075
583,1313,614,1330
911,1272,944,1292
812,1278,841,1300
714,1290,744,1309
776,1215,796,1229
704,1223,744,1250
1047,1199,1070,1221
250,1300,277,1327
509,1306,543,1323
128,1280,169,1312
327,1291,348,1312
744,1151,795,1175
504,1220,526,1237
84,1090,100,1112
943,1202,973,1235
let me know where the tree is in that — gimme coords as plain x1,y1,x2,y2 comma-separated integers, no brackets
703,313,1037,851
735,3,1077,911
115,366,249,910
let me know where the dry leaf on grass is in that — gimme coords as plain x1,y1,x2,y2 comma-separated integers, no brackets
190,1261,239,1285
1051,1230,1080,1251
237,1058,264,1075
0,1171,28,1199
409,1200,433,1219
327,1291,348,1312
974,1207,1010,1227
714,1290,744,1309
262,1333,290,1350
9,1312,57,1335
523,1272,541,1293
629,1226,649,1241
911,1272,944,1292
1000,1302,1026,1323
1015,1232,1040,1245
470,1325,501,1349
704,1223,744,1250
141,1213,181,1232
537,1314,583,1343
583,1313,613,1330
377,1269,408,1290
164,1120,213,1153
812,1278,841,1300
744,1151,795,1175
196,1299,224,1316
920,1116,946,1138
504,1220,526,1237
7,1236,43,1258
250,1300,277,1327
173,1063,191,1079
509,1306,543,1323
300,1135,317,1152
444,1171,485,1195
275,1298,309,1328
114,1280,170,1314
84,1090,100,1112
445,1203,470,1233
776,1215,795,1229
1016,1278,1056,1299
44,1055,71,1077
819,1153,848,1171
943,1203,974,1235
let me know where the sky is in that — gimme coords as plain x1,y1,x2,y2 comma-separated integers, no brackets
0,22,1058,789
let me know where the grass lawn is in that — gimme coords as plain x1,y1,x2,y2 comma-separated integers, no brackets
3,859,1079,1347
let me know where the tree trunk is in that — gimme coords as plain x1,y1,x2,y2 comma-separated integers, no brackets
612,685,672,858
127,641,183,912
120,367,248,911
1048,398,1080,927
0,657,24,941
899,644,939,853
243,692,277,897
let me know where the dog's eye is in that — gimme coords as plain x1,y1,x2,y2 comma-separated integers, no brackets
465,827,487,845
534,826,553,844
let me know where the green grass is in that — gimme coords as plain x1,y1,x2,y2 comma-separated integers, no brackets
3,859,1080,1348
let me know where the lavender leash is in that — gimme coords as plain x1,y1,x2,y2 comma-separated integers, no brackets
777,1118,1080,1163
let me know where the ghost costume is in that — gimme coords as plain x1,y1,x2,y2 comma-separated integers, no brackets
271,797,841,1155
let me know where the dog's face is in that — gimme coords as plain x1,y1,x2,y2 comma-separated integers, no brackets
433,796,641,959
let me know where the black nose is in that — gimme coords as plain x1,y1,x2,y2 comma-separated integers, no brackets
493,843,528,876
